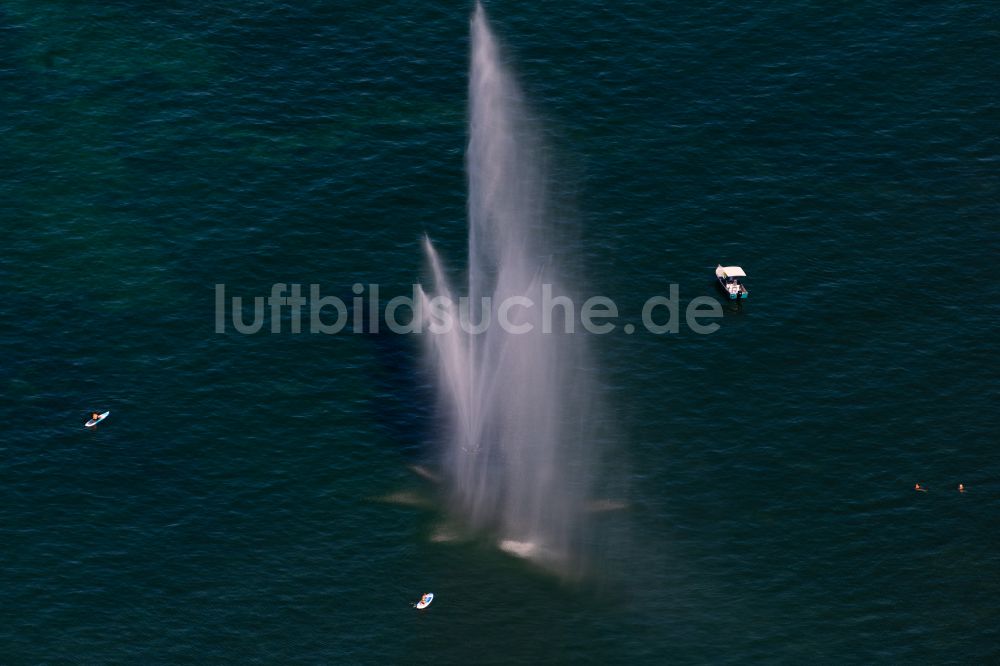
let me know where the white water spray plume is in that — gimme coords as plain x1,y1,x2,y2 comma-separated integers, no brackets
419,3,620,578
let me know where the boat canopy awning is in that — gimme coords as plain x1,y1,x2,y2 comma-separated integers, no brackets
718,266,747,278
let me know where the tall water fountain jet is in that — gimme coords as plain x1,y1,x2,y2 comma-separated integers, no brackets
420,3,604,577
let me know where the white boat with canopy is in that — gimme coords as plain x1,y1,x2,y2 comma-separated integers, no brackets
715,265,749,300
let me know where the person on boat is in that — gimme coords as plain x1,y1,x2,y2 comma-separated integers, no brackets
91,413,100,421
914,483,926,492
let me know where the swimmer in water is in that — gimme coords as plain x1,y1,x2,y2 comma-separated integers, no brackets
915,483,927,492
958,483,965,493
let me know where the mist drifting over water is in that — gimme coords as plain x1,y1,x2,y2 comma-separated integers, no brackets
419,3,609,578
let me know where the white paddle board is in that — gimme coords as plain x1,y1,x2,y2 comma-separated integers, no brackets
85,411,110,427
415,592,434,610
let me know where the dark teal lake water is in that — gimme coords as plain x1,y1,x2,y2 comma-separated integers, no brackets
2,1,998,663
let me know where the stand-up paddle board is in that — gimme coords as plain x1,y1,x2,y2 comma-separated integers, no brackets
415,592,433,610
85,411,110,428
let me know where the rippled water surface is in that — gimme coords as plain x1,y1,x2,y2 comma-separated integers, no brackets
2,1,997,663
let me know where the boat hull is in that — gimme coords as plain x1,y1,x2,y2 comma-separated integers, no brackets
716,278,748,300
